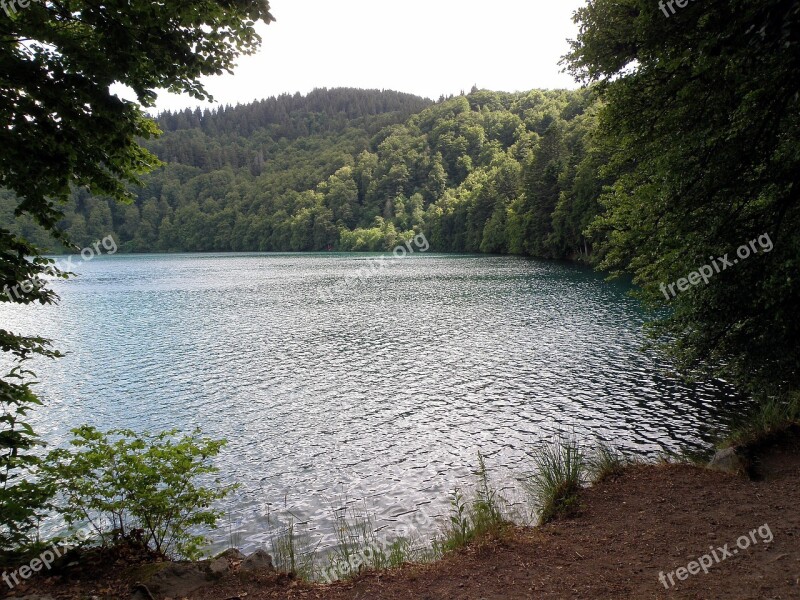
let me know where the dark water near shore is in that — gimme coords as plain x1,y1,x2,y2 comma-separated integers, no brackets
0,253,745,553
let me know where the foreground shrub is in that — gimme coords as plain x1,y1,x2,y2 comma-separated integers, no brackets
44,426,233,560
0,368,57,552
524,436,585,525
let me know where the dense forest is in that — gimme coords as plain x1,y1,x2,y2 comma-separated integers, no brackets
1,86,604,257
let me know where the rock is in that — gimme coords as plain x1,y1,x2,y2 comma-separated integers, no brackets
215,548,246,562
240,549,275,573
708,446,746,474
205,548,247,577
141,562,211,598
16,596,56,600
207,556,229,576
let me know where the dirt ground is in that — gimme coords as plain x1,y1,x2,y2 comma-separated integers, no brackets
7,435,800,600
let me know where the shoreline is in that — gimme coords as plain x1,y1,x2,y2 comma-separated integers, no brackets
6,429,799,599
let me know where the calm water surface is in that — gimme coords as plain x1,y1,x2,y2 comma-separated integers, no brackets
0,253,744,553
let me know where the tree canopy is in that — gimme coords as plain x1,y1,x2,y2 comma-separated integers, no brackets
3,87,605,258
0,0,273,549
565,0,800,394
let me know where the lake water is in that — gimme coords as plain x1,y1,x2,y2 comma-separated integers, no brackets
0,253,744,555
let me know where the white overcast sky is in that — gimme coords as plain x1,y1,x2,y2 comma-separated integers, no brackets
150,0,587,113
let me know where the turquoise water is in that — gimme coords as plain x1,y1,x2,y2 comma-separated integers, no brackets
0,253,743,552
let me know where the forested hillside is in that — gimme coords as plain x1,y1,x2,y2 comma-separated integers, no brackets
1,87,605,257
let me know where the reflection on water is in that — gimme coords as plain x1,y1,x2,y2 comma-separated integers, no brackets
0,253,746,552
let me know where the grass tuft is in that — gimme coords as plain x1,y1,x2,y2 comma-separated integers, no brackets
270,517,318,581
524,436,585,525
437,452,507,553
321,503,437,582
723,394,800,449
587,442,633,483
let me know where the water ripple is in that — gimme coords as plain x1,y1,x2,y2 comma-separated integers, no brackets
0,253,747,552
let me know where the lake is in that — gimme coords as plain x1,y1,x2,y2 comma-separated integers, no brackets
0,252,744,554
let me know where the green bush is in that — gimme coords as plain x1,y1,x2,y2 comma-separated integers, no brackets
0,367,56,552
44,426,234,560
